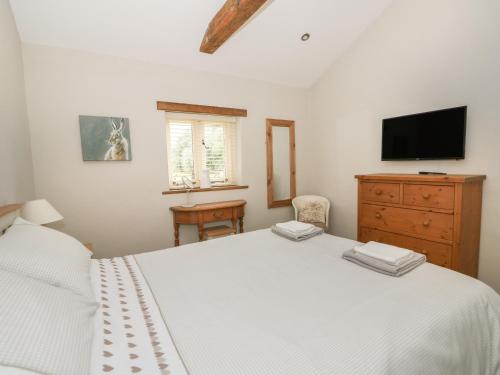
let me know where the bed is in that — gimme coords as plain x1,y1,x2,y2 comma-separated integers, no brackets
1,205,499,375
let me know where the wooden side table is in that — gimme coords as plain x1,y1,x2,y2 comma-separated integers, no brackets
170,199,246,246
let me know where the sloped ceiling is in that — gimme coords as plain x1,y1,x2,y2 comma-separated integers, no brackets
10,0,392,87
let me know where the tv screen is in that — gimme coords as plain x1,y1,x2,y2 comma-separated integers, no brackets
382,106,466,160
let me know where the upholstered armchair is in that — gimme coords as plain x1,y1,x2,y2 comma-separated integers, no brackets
292,195,330,230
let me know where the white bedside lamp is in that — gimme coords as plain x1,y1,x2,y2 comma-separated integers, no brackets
21,199,64,225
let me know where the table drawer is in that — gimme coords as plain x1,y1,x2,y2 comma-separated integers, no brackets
360,204,454,241
360,182,400,204
202,208,233,222
403,184,454,210
359,227,451,268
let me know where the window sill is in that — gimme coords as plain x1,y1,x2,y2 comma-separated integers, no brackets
162,185,249,195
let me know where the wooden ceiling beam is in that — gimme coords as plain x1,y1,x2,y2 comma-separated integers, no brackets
200,0,269,54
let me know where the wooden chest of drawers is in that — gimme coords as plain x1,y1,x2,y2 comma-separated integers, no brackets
356,174,486,277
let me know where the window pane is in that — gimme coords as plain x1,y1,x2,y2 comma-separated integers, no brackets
202,125,227,183
169,122,194,186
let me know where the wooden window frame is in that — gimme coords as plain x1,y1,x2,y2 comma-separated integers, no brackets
158,100,248,194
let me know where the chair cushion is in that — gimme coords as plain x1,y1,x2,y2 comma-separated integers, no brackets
297,201,326,225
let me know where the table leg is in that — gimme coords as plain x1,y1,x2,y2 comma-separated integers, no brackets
174,223,180,247
198,223,204,241
239,217,244,233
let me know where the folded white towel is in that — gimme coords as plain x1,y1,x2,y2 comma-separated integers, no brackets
275,220,315,235
274,225,319,238
271,225,323,241
353,241,414,266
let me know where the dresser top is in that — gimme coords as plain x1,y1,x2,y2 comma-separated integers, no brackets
355,173,486,183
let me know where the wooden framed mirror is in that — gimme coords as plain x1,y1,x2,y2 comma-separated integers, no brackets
266,119,296,208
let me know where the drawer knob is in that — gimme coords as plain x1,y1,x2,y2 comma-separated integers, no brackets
422,220,430,227
375,189,382,195
375,212,382,219
422,193,431,200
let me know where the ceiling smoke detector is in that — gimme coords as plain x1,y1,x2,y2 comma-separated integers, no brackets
301,33,310,41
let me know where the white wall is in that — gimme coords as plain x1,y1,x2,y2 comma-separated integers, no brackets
0,0,34,204
305,0,500,291
22,44,307,258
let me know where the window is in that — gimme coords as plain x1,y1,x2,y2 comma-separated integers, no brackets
166,116,237,188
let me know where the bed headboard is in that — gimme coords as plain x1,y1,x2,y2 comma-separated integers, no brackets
0,204,22,235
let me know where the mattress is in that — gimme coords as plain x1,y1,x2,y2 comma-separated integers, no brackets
92,229,500,375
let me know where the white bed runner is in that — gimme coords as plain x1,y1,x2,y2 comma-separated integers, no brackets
90,256,188,375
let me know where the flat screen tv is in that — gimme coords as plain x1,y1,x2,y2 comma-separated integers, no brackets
382,106,466,160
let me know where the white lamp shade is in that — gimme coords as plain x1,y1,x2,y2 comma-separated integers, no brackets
21,199,64,225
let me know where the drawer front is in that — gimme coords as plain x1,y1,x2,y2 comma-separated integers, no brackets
360,182,400,204
403,184,455,210
359,227,451,268
202,208,233,222
174,211,199,224
359,204,454,241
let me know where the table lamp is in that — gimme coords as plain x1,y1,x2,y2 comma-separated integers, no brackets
21,199,64,225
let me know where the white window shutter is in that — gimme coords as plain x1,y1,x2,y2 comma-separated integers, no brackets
167,116,237,188
166,120,195,187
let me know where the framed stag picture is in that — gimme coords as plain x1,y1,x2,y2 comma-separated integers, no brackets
79,115,132,161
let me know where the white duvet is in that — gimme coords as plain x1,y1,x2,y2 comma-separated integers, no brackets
135,229,500,375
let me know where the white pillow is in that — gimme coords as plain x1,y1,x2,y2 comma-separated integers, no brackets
0,269,97,375
0,218,93,298
9,217,38,226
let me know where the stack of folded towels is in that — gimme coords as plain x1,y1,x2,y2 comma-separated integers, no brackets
343,241,426,277
271,220,323,241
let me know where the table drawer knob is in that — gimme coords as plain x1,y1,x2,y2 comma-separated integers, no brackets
422,220,430,227
375,212,382,219
375,189,382,195
422,193,431,200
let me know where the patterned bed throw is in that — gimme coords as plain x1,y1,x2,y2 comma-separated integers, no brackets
91,256,188,375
